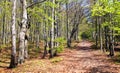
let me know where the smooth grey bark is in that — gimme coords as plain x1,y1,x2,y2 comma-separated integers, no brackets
95,16,98,48
104,24,109,51
2,13,5,44
100,25,103,52
42,18,48,58
109,14,114,57
24,39,28,59
99,17,103,52
18,0,28,64
53,6,59,56
49,0,55,58
66,3,69,47
109,30,114,57
9,0,17,68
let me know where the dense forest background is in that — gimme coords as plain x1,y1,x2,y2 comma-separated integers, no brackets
0,0,120,72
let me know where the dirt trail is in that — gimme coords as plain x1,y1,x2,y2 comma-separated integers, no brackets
47,41,120,73
1,41,120,73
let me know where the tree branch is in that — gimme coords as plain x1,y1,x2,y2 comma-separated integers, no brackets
27,0,47,9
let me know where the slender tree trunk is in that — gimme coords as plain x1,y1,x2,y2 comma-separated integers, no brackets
98,17,100,43
104,26,109,51
9,0,17,68
66,3,70,47
49,0,55,58
42,20,48,58
99,17,103,52
109,14,114,57
53,6,59,56
109,30,114,56
36,22,40,48
2,8,5,45
24,38,28,59
95,16,98,48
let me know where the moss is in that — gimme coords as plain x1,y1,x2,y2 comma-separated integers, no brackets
50,57,63,63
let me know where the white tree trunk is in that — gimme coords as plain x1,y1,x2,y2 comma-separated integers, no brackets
24,39,28,58
9,0,17,68
18,0,28,64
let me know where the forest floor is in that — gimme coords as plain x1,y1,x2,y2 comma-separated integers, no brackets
0,41,120,73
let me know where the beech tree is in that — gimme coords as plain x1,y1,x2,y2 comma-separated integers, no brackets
18,0,28,64
9,0,17,68
91,0,120,56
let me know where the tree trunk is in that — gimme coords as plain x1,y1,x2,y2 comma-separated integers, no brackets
109,14,114,57
42,21,48,58
99,17,103,52
95,16,98,48
109,30,114,57
18,0,28,64
2,0,6,45
24,39,28,59
36,22,40,48
66,3,69,47
104,26,109,51
49,0,55,58
9,0,17,68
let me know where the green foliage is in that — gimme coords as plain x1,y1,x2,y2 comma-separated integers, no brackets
81,31,92,40
54,37,65,53
27,6,44,22
46,37,65,53
92,3,105,16
79,23,93,40
55,45,64,53
101,22,109,27
0,1,12,18
27,0,61,27
92,0,120,36
54,37,65,44
45,1,58,8
114,27,120,31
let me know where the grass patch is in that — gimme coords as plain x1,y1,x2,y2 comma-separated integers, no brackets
50,57,63,63
11,60,45,72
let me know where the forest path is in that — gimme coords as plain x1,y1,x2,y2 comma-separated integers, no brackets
1,41,120,73
49,41,120,73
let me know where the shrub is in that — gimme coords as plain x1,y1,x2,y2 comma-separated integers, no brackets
81,31,92,40
54,37,65,53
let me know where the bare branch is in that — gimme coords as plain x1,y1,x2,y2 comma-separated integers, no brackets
27,0,47,9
